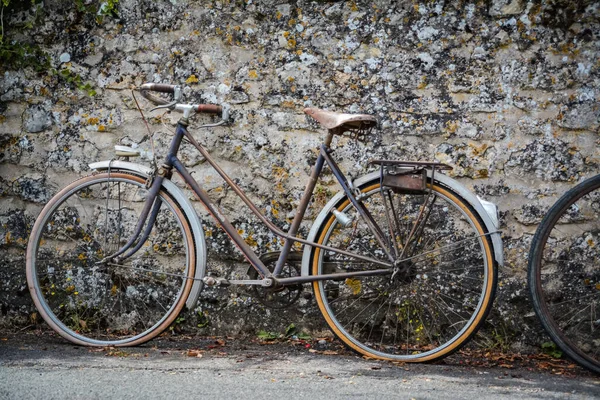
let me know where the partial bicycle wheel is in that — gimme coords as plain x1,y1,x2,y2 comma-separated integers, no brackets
26,171,196,346
310,177,497,362
528,174,600,374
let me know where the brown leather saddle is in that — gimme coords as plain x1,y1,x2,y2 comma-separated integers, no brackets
304,108,377,135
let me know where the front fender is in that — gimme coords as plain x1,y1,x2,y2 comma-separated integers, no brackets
301,171,504,277
89,160,206,310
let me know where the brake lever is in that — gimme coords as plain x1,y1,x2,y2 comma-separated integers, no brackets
150,100,177,112
148,86,182,111
198,120,226,128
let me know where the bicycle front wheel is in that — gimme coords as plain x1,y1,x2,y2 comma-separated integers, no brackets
528,175,600,373
26,172,196,346
310,178,497,362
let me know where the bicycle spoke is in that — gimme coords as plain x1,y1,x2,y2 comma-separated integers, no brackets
546,292,600,308
379,294,396,350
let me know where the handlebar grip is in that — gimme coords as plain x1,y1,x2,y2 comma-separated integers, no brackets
138,83,178,106
139,83,176,93
197,104,223,115
151,84,176,94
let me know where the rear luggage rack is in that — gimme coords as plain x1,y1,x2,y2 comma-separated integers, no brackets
370,160,452,194
369,160,453,170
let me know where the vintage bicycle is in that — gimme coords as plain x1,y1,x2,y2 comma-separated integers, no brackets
528,175,600,373
26,83,503,362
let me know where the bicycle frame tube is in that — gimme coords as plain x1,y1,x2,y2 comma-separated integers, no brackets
272,147,325,276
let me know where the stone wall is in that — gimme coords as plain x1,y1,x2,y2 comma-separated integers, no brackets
1,0,599,349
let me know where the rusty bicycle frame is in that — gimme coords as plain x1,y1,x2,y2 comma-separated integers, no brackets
101,85,457,289
105,120,395,288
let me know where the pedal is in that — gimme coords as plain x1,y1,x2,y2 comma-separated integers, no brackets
202,276,230,287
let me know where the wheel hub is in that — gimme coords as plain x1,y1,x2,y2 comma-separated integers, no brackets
392,259,417,283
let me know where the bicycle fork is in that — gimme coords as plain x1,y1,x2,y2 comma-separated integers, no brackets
98,170,167,264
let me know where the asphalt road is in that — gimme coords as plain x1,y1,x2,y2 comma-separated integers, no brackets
1,331,599,399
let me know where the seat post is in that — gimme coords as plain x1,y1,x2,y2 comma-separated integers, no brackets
324,130,335,148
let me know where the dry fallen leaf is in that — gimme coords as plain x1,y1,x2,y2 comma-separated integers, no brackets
89,347,106,353
187,350,203,358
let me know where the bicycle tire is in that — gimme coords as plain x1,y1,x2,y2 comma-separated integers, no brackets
310,177,497,362
528,174,600,374
26,172,196,346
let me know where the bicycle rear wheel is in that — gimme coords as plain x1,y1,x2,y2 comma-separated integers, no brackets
310,177,497,362
26,172,196,346
528,175,600,374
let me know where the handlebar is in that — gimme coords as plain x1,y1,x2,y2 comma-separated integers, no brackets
138,83,224,118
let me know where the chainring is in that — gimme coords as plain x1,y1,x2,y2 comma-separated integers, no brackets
249,251,303,309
